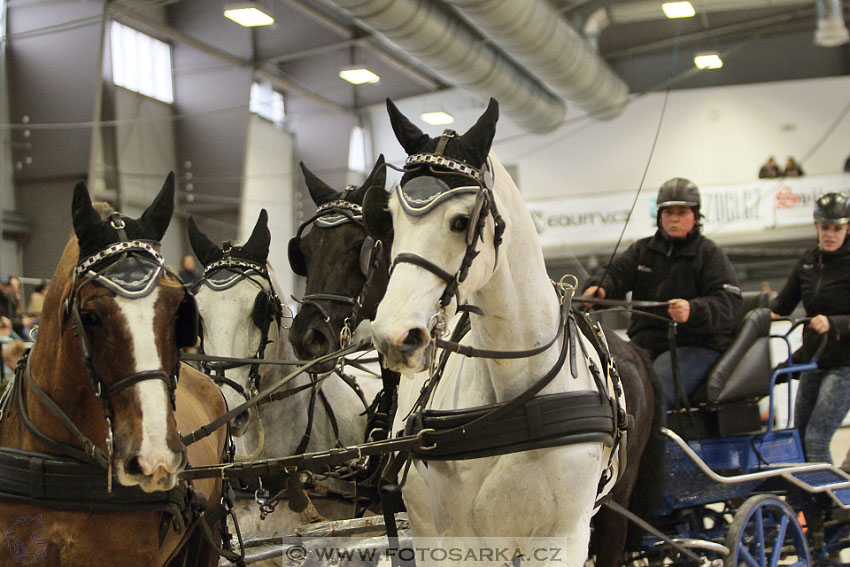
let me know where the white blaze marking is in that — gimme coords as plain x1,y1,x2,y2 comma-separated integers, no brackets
114,292,172,466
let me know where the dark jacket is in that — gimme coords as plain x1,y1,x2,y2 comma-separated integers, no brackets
587,229,743,359
771,241,850,368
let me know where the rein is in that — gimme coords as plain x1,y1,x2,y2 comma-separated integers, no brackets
179,340,368,447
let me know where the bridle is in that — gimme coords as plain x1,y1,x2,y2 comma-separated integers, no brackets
195,249,286,406
2,214,190,489
390,129,506,323
289,195,385,350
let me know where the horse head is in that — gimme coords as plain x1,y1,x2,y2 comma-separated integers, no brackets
288,156,389,372
50,174,193,492
188,210,286,437
365,98,507,372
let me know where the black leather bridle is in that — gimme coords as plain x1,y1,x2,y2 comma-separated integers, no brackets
194,252,285,406
290,197,385,350
390,130,506,315
1,217,188,487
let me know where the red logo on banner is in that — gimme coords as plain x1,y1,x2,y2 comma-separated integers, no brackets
775,187,800,209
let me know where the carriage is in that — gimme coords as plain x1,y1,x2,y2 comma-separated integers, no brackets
201,295,850,566
4,101,850,567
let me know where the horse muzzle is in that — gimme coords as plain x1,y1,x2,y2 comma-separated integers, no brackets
116,445,187,493
373,326,433,372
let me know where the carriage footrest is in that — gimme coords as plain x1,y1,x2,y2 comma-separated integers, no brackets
782,467,850,509
832,487,850,507
784,468,850,490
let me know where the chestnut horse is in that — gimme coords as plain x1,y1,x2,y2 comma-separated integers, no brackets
0,175,227,567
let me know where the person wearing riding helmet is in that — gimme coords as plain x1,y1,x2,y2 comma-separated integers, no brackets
583,177,743,420
771,192,850,465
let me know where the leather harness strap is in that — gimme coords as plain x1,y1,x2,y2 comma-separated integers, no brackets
410,392,616,461
0,445,188,515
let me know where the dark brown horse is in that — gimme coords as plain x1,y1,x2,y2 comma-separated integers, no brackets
288,157,390,371
0,175,227,567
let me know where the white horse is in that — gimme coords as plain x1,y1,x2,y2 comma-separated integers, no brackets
188,210,378,535
365,99,624,566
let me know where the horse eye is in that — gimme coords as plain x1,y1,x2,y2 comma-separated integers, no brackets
450,215,470,233
80,311,101,330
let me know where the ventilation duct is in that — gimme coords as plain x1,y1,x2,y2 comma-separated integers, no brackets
815,0,849,46
445,0,629,120
324,0,566,133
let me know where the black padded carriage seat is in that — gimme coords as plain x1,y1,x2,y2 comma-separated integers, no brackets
668,291,773,437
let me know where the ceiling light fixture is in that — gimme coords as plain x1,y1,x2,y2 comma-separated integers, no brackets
420,111,455,126
339,67,380,85
694,52,723,69
662,1,695,18
224,3,275,27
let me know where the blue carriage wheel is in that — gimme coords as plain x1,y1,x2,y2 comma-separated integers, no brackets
725,494,810,567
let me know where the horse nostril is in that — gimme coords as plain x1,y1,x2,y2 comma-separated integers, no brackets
402,328,425,349
305,328,329,353
126,456,143,476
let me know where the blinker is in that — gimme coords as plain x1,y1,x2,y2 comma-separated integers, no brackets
395,177,478,217
92,255,164,299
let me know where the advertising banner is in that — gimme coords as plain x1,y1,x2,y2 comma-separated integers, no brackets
527,174,850,251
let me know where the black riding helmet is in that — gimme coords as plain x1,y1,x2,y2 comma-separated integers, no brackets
656,177,702,231
814,192,850,224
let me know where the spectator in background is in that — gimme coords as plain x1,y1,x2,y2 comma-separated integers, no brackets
759,156,783,179
784,156,805,177
178,254,202,286
1,277,35,339
0,339,26,387
26,280,49,318
843,154,850,173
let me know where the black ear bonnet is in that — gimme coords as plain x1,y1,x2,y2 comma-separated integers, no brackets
70,174,198,349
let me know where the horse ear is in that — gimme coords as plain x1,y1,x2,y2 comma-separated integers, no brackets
188,216,221,267
462,98,499,167
363,185,393,242
71,181,102,240
300,162,340,206
386,98,429,155
351,154,386,205
242,208,271,261
139,172,175,241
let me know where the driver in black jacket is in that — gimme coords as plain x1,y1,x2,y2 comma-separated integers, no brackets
584,178,743,420
771,192,850,465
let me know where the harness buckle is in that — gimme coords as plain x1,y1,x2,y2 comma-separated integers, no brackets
106,417,114,493
339,317,353,349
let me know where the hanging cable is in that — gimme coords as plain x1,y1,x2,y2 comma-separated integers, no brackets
594,20,683,290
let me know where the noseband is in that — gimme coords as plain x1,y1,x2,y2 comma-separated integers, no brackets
196,253,286,404
290,197,385,350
